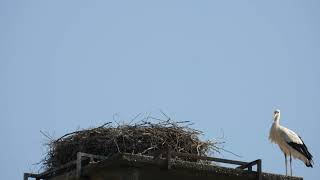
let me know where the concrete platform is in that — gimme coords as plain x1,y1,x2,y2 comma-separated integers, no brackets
43,153,302,180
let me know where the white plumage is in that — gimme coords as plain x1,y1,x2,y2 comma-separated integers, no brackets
269,109,313,176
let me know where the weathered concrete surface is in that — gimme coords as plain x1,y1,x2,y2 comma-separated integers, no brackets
48,154,302,180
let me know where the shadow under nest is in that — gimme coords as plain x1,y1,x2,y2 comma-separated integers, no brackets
43,120,221,170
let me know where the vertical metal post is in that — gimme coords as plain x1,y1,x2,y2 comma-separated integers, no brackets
257,159,262,180
76,152,83,179
23,173,28,180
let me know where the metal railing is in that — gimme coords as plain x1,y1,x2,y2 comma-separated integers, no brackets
23,152,108,180
24,151,262,180
164,150,262,180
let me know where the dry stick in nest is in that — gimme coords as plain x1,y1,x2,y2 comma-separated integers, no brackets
54,122,112,143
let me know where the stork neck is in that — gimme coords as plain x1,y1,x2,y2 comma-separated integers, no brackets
274,115,280,125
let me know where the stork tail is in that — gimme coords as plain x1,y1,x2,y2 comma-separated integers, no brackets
305,160,314,168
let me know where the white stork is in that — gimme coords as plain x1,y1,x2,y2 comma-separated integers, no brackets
269,109,313,176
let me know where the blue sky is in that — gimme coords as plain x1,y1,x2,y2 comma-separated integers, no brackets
1,1,319,179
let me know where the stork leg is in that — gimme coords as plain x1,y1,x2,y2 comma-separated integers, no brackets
284,153,287,176
290,155,292,176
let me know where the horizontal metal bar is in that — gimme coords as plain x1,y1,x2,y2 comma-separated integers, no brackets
77,152,109,160
171,152,248,165
236,159,260,170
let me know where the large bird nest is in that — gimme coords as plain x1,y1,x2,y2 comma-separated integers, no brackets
42,119,221,170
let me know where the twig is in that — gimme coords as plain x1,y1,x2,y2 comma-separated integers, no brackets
129,113,142,125
97,122,112,128
40,130,53,141
218,147,242,158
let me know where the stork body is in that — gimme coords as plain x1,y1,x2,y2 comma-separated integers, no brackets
269,110,313,176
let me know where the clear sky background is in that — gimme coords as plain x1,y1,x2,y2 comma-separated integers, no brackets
1,1,319,180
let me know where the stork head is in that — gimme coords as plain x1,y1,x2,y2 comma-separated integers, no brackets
273,109,280,121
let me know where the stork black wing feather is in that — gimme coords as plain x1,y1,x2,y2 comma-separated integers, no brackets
287,136,313,161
